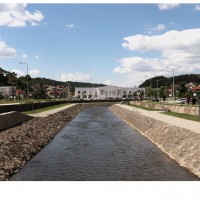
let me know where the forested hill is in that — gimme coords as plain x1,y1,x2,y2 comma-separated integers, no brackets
0,67,106,92
31,77,106,92
139,74,200,88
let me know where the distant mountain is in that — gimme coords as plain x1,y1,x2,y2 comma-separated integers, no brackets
139,74,200,88
31,77,106,92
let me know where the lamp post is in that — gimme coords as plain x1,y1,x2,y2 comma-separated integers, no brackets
19,62,29,99
145,74,155,99
193,91,200,120
155,80,161,98
166,66,181,102
145,75,151,99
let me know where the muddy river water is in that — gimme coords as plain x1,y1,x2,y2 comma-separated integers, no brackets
10,107,199,181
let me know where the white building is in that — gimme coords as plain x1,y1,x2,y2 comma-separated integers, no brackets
75,86,145,100
0,86,16,98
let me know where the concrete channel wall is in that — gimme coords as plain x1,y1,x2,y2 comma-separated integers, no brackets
0,102,114,181
0,112,33,132
0,100,121,114
110,104,200,179
0,101,69,114
131,101,199,116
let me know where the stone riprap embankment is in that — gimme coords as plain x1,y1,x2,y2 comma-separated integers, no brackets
0,111,33,132
110,104,200,178
0,103,112,181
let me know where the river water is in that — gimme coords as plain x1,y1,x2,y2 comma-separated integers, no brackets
10,106,199,181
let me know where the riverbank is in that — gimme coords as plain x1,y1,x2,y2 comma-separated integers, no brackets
0,102,113,181
110,104,200,179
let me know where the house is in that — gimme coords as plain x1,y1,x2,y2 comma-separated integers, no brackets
16,89,26,99
192,85,200,91
0,86,16,98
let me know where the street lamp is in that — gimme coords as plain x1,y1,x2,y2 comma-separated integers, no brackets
145,74,155,99
166,66,181,102
19,62,29,99
193,91,200,120
155,80,161,98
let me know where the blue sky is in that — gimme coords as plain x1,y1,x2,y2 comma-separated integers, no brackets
1,3,200,87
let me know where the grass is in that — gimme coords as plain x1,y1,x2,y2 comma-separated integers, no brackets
161,111,200,122
22,103,70,114
128,104,159,111
128,103,200,122
0,98,63,104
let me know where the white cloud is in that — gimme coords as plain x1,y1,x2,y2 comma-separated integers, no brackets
0,40,16,58
115,28,200,86
194,5,200,11
0,4,44,27
114,57,167,74
10,69,40,78
158,4,180,10
10,69,24,77
61,72,90,82
65,23,75,29
29,69,40,77
35,55,39,59
122,29,200,62
22,54,28,59
155,24,165,31
146,24,166,35
104,80,114,85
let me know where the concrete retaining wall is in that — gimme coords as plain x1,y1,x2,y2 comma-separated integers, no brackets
110,104,200,179
0,100,121,114
0,102,113,181
131,101,199,115
0,112,33,132
0,101,69,114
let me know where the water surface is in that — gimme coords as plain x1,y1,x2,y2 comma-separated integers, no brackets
10,107,199,181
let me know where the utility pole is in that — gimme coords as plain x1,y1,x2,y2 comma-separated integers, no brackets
166,66,181,102
155,80,160,98
68,82,70,99
19,62,29,99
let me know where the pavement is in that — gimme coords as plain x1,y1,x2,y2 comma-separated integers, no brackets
117,104,200,134
28,104,77,118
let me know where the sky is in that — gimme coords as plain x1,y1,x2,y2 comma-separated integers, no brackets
1,3,200,87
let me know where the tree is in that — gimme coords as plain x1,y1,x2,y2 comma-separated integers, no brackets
0,73,8,86
32,83,48,99
158,86,167,100
32,88,48,99
177,82,187,98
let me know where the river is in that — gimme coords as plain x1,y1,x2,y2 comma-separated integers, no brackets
10,106,199,181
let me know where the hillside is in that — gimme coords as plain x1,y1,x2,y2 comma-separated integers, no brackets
0,68,106,92
29,78,106,92
139,74,200,88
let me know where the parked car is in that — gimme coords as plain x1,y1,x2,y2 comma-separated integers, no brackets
151,97,159,102
176,98,186,104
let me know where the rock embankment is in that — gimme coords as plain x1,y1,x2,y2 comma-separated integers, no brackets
0,103,112,181
110,104,200,179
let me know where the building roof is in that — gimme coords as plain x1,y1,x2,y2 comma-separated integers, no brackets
192,85,200,91
16,89,25,95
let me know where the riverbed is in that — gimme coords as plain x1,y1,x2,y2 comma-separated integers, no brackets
10,106,199,181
